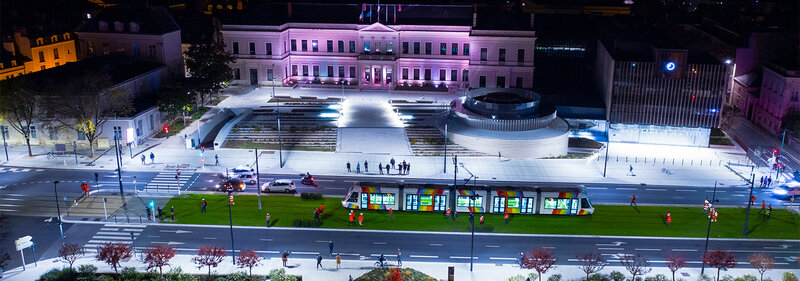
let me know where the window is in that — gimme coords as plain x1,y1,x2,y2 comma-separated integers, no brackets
301,40,308,51
368,193,396,205
406,194,419,210
233,68,241,80
349,66,356,78
149,115,154,130
413,68,420,80
327,65,333,77
292,65,298,76
433,195,447,211
327,40,333,52
402,68,409,80
424,69,431,80
249,42,255,55
232,42,239,54
499,49,506,61
439,69,446,81
456,196,483,207
402,42,409,54
338,40,344,52
462,70,468,82
375,42,381,54
517,49,525,62
39,51,45,62
267,68,274,80
492,197,506,213
497,76,505,88
413,42,420,54
50,129,59,140
520,197,535,214
302,65,309,76
479,76,486,87
451,69,457,82
463,43,470,55
133,44,140,57
53,49,59,59
76,130,85,140
364,42,370,53
425,42,431,55
440,43,446,55
291,39,297,51
516,77,523,88
338,66,345,78
311,40,318,52
136,120,143,136
346,192,359,203
479,48,487,61
313,65,320,77
386,42,393,54
88,41,95,55
349,41,356,53
112,126,121,140
452,43,458,55
266,43,272,55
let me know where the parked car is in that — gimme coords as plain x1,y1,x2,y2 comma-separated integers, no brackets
216,179,246,192
261,179,295,193
221,165,254,179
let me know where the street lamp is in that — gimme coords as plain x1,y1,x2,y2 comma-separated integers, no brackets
743,170,755,237
255,148,262,210
459,163,478,272
113,136,129,223
227,190,236,265
701,181,719,275
272,64,283,168
53,181,65,244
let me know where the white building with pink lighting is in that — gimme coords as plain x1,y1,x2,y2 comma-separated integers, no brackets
220,3,535,90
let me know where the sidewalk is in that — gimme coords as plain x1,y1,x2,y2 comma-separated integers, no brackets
1,254,793,281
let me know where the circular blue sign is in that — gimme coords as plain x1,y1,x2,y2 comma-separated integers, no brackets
665,62,676,71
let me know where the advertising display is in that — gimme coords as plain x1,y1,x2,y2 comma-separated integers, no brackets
369,193,395,205
420,195,433,206
557,198,570,209
506,197,519,208
456,196,483,207
544,198,557,209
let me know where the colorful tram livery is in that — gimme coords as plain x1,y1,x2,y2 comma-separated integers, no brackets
342,182,594,215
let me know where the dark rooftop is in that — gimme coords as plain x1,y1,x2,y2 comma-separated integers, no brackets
16,55,165,94
76,5,180,35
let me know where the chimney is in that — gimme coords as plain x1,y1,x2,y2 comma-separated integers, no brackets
530,13,535,29
287,2,292,18
472,3,477,27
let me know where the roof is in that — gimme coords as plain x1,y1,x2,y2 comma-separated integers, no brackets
76,5,180,35
220,3,532,30
14,55,165,94
734,72,761,88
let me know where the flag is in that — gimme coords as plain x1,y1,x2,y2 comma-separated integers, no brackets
359,3,366,22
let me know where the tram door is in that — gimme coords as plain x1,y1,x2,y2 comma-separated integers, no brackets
492,197,506,213
405,194,419,211
570,199,579,215
433,195,447,211
360,193,369,209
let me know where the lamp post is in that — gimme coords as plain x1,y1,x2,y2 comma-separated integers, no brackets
451,155,457,220
459,162,478,271
443,124,447,173
0,119,8,161
113,136,129,223
701,181,718,275
53,181,65,245
255,148,262,210
273,64,283,168
743,171,755,237
227,190,236,265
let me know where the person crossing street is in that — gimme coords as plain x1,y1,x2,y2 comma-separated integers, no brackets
329,241,335,256
630,194,637,206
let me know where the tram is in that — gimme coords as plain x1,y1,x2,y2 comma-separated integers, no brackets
341,181,594,215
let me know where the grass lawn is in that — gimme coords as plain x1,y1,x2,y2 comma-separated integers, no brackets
162,194,800,239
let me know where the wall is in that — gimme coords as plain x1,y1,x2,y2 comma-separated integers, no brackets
609,123,711,147
76,31,184,77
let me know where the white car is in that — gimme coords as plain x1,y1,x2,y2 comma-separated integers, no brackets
261,179,295,193
221,165,254,178
238,173,257,185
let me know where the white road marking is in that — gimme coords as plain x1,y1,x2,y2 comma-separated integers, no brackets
255,250,280,254
450,256,478,259
291,251,319,255
635,248,661,251
489,257,518,260
429,243,443,246
370,254,397,257
672,249,698,252
0,204,20,207
485,245,500,248
410,255,438,258
203,237,217,240
323,187,346,190
646,189,667,191
259,239,274,242
316,240,331,243
676,189,697,192
586,187,608,190
542,246,556,249
372,242,387,245
597,248,624,251
147,235,160,238
616,188,637,190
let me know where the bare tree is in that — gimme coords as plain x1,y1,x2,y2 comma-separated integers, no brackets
0,79,37,156
577,253,606,281
703,250,736,281
143,245,176,274
748,253,774,281
192,246,226,276
236,249,262,276
621,253,651,281
58,244,84,270
521,248,557,281
95,242,132,273
666,255,687,281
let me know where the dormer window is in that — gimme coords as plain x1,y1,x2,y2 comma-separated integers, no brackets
113,21,124,32
129,22,139,33
98,21,108,31
36,38,44,45
11,60,16,67
63,33,70,40
51,35,58,42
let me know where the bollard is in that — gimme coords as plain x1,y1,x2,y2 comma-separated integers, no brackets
672,158,675,165
114,214,118,223
682,159,684,165
626,156,628,162
691,159,694,165
645,157,647,164
663,158,665,164
139,214,142,224
616,155,619,162
635,157,638,163
700,160,703,166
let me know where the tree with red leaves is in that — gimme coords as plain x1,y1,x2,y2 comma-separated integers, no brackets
748,253,774,281
666,255,687,281
577,253,606,281
143,245,176,274
236,249,262,276
95,242,132,273
192,246,226,276
621,253,651,281
703,250,736,281
58,244,84,270
521,248,557,281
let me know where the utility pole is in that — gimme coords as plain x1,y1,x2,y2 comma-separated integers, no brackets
743,171,755,237
452,155,457,220
114,137,129,223
228,190,236,265
272,64,283,168
53,181,64,244
255,148,262,210
443,124,447,173
1,125,8,161
603,120,609,177
779,129,786,181
701,181,718,275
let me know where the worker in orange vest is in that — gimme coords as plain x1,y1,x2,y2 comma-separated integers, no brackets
319,203,325,215
504,212,509,224
349,210,355,226
666,211,671,227
445,209,451,220
479,215,485,225
703,198,709,214
711,210,718,222
388,208,393,219
358,213,364,226
759,200,766,214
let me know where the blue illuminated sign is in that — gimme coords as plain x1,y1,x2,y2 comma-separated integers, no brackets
665,62,676,71
709,108,718,113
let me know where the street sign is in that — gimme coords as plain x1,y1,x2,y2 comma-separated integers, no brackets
15,236,32,251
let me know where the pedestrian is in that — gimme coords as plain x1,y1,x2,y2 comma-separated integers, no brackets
379,163,383,174
760,200,766,214
364,160,368,173
314,208,320,222
150,152,155,164
385,164,391,175
765,205,772,219
402,160,407,175
711,209,718,222
666,211,671,227
750,196,756,205
201,198,207,213
349,275,353,281
80,182,89,196
320,203,325,215
215,154,220,166
146,207,152,220
358,213,364,226
349,210,355,225
356,162,361,174
170,206,175,221
407,162,411,174
629,164,633,175
446,209,451,220
266,213,271,227
329,241,334,256
94,173,99,185
141,154,146,165
336,253,341,269
767,177,772,187
703,197,710,214
504,212,509,224
630,194,637,206
316,254,323,269
388,208,393,219
391,158,396,169
346,162,351,173
282,251,289,267
397,249,402,266
760,176,765,187
480,215,485,225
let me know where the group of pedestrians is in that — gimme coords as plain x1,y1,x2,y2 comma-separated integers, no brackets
759,200,773,219
759,176,773,187
139,152,156,165
703,198,718,222
311,241,402,270
345,158,412,175
348,210,364,226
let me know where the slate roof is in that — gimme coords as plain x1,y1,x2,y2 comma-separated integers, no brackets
76,5,180,35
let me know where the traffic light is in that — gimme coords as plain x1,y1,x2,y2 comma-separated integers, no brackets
149,201,155,208
164,126,169,134
773,149,779,154
201,146,205,153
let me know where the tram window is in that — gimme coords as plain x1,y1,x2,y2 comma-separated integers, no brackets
456,196,482,207
581,198,592,208
521,197,535,214
369,193,395,205
420,195,433,206
506,198,519,208
544,198,557,209
557,199,570,209
346,192,359,202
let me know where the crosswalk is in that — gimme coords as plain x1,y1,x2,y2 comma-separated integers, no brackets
0,167,43,173
142,168,196,193
84,224,146,254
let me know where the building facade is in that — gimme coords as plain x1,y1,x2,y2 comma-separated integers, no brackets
221,3,535,90
1,29,78,80
751,63,800,135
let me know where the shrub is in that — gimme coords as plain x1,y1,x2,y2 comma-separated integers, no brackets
784,272,798,281
698,274,714,281
735,275,758,281
588,273,611,281
610,271,626,281
547,274,562,281
300,192,308,200
39,268,77,281
316,193,323,200
164,267,196,281
722,276,735,281
646,274,670,281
